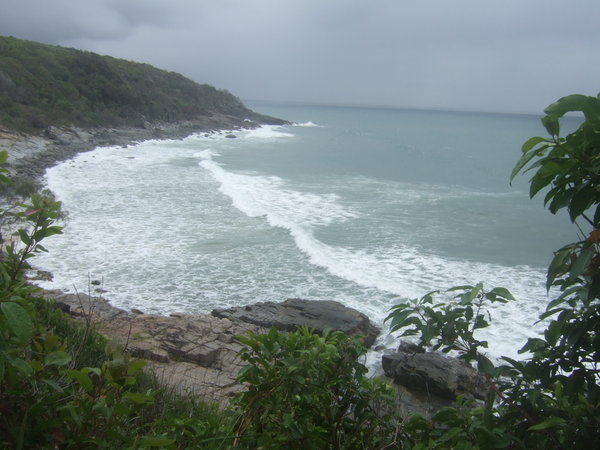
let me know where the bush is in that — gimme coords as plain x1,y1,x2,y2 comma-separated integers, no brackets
387,93,600,448
232,326,396,449
0,150,232,448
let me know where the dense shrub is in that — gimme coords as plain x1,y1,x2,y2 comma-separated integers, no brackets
232,327,396,449
388,93,600,448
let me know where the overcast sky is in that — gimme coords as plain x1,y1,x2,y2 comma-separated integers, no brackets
1,0,599,114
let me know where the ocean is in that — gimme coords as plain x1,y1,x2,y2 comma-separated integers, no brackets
34,102,579,365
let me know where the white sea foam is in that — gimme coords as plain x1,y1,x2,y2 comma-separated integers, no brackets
198,157,357,227
193,149,218,159
197,155,550,360
34,111,562,368
293,121,322,127
242,125,294,139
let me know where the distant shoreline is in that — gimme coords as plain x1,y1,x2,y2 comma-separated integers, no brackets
1,113,286,186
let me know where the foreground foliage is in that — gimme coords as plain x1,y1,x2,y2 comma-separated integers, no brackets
388,93,600,448
0,151,235,448
233,327,396,449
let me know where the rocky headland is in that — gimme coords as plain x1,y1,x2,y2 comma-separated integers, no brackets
1,113,285,183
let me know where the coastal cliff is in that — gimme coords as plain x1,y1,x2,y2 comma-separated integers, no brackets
0,35,287,186
0,35,285,133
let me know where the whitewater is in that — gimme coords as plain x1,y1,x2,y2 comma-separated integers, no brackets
34,102,579,363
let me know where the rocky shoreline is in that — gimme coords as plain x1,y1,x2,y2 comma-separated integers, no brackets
6,119,487,416
45,291,383,405
42,286,487,415
2,113,283,182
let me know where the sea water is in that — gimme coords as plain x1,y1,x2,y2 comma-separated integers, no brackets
34,102,580,365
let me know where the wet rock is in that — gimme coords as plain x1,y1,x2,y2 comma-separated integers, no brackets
42,289,130,322
382,347,488,402
212,298,380,348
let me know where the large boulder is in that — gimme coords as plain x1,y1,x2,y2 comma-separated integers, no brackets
382,347,488,403
212,298,380,348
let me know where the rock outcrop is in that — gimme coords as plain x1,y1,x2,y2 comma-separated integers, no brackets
45,292,381,404
212,298,380,348
382,341,489,417
97,313,268,404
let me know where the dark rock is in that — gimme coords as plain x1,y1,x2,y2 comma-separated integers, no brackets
398,340,424,354
225,134,236,139
382,351,488,401
212,298,380,348
55,301,71,314
26,269,53,282
42,289,130,321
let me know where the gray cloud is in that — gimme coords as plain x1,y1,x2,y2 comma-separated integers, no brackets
1,0,599,113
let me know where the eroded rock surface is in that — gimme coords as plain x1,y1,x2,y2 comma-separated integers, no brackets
98,313,268,404
212,298,380,348
44,292,383,407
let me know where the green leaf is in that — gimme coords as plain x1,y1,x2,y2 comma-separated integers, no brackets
547,246,574,289
570,244,595,280
17,229,31,246
1,301,33,344
541,115,560,136
67,369,94,393
446,285,474,292
45,351,72,366
459,283,483,305
544,320,562,346
41,378,64,393
521,136,548,153
127,359,146,375
529,174,553,199
568,186,593,222
489,287,515,302
544,94,591,117
124,392,155,406
538,308,564,321
11,358,34,376
476,354,496,375
388,309,415,331
501,356,525,372
528,416,565,431
511,146,546,183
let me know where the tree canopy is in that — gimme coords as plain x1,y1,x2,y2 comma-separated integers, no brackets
0,35,255,132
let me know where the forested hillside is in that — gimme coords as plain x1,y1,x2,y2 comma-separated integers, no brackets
0,36,279,132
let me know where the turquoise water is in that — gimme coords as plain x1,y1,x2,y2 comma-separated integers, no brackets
35,102,579,360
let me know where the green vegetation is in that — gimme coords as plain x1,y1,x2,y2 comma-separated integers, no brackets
0,149,234,448
0,36,259,132
389,93,600,447
233,327,395,448
2,92,599,448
